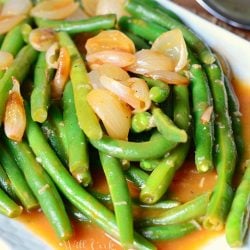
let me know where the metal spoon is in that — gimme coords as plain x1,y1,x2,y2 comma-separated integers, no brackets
196,0,250,30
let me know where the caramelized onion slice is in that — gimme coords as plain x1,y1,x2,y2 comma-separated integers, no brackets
0,51,14,70
85,30,135,54
201,106,213,124
152,29,188,72
86,50,136,69
81,0,98,16
4,78,26,142
146,70,189,85
87,89,131,140
0,15,26,35
126,49,175,74
1,0,32,16
46,42,60,69
30,0,79,20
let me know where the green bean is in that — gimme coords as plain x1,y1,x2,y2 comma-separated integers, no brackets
139,221,199,241
140,159,160,172
58,32,103,140
99,153,134,249
131,112,153,133
25,104,156,250
149,86,169,103
224,76,244,163
35,14,116,34
0,187,22,218
90,131,178,161
203,63,237,230
42,105,68,164
21,23,32,43
152,107,187,143
123,31,150,50
225,160,250,247
126,166,149,189
125,0,215,65
0,164,17,200
5,137,73,240
31,52,54,123
137,192,210,227
0,35,4,47
0,142,38,210
0,45,38,124
189,51,214,172
63,81,91,186
119,16,165,43
141,76,170,92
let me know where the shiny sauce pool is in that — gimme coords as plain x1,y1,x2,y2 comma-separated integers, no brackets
16,79,250,250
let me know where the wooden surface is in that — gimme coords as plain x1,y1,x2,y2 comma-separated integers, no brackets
173,0,250,40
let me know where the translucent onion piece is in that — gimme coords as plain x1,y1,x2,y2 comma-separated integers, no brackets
0,51,14,70
201,106,213,124
81,0,98,16
51,47,71,99
126,49,175,74
66,7,89,21
146,70,189,85
1,0,32,16
87,89,131,140
86,50,136,69
85,30,135,54
29,28,57,52
0,15,26,35
4,78,26,142
152,29,188,72
99,75,141,110
46,42,60,69
96,0,127,19
30,0,79,20
127,77,151,113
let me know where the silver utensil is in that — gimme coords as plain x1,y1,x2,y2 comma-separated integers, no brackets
196,0,250,30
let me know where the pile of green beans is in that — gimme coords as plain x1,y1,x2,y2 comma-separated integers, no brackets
0,0,248,249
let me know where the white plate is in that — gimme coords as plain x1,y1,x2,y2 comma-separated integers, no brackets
1,1,250,249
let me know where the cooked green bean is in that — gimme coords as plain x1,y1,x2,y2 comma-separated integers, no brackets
0,187,22,218
225,160,250,247
125,0,215,65
189,51,214,172
5,137,73,240
58,32,103,140
139,221,199,241
99,152,134,249
35,14,116,34
140,159,160,172
138,192,210,227
63,81,91,186
25,104,156,250
123,31,150,50
131,112,153,133
31,52,54,123
203,63,237,230
150,86,169,103
0,142,38,210
141,76,170,92
0,45,38,124
91,131,178,161
126,166,149,189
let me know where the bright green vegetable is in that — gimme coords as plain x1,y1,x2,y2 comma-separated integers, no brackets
126,166,149,189
131,112,153,133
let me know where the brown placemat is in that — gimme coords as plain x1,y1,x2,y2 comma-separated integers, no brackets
173,0,250,40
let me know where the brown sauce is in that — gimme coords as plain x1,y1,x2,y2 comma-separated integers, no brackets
16,79,250,249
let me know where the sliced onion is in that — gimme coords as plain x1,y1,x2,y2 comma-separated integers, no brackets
29,28,57,52
81,0,98,16
99,75,141,110
201,106,213,124
66,6,89,21
88,63,129,89
4,78,26,142
126,49,175,74
0,51,14,70
1,0,32,16
87,89,131,140
51,47,71,99
46,42,60,69
30,0,79,20
85,30,135,54
152,29,188,72
146,70,189,85
96,0,127,19
86,50,136,69
127,77,151,113
0,15,26,35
